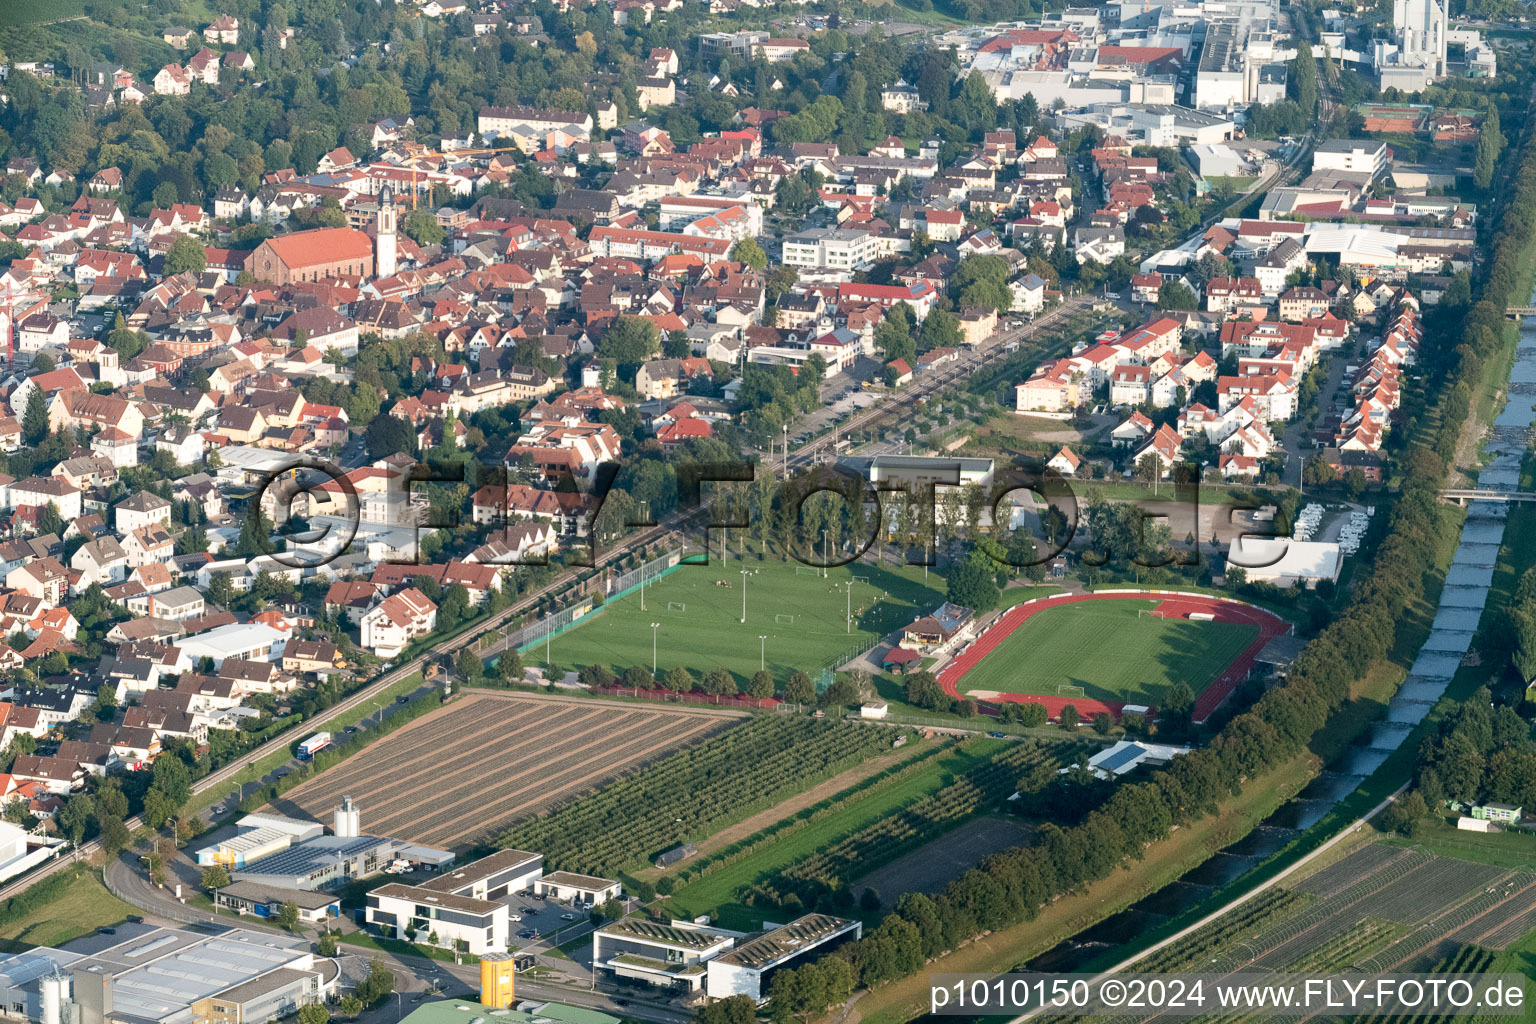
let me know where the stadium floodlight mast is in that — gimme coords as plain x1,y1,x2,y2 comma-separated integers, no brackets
639,499,650,610
758,635,768,671
740,568,750,623
650,622,661,674
822,530,828,579
843,580,854,633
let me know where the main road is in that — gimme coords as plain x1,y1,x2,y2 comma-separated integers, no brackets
104,849,689,1024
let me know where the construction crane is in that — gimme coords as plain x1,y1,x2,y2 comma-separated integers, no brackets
404,146,527,210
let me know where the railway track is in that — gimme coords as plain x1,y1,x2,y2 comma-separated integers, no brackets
785,297,1091,469
0,516,682,900
3,299,1090,901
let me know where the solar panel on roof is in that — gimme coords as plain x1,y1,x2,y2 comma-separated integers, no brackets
1097,745,1147,773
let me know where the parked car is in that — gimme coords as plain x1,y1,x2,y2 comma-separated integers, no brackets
561,912,576,920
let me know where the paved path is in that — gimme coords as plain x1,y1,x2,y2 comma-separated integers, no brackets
1284,351,1352,488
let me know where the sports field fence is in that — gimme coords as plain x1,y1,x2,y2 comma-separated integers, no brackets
476,550,684,660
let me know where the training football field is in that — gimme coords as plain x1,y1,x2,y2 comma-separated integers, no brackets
957,598,1258,707
547,558,945,684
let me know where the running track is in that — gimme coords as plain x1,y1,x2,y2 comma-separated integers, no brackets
936,591,1290,723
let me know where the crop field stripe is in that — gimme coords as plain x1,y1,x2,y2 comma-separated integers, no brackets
294,702,609,816
330,714,722,848
495,717,896,875
294,699,572,798
1112,850,1531,1024
1404,872,1536,960
282,696,732,849
371,715,720,847
665,740,1006,915
405,715,722,847
364,711,677,842
938,591,1287,721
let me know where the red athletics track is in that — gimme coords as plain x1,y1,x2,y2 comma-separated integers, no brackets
936,591,1290,723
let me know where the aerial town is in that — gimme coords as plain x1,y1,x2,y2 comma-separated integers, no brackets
0,0,1533,1021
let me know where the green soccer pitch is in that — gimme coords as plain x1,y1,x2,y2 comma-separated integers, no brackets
956,599,1259,707
545,559,945,683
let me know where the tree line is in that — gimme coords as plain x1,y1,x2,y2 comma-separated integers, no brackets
754,105,1536,1022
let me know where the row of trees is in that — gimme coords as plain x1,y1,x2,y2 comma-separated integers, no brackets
761,93,1536,1019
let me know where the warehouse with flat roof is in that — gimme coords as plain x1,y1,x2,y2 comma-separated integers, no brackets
591,919,737,992
214,880,341,923
705,914,861,1002
1226,537,1342,588
230,834,402,890
0,925,335,1024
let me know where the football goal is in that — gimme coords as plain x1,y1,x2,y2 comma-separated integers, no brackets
852,576,869,584
794,566,820,576
667,602,687,612
1056,684,1086,698
775,614,796,624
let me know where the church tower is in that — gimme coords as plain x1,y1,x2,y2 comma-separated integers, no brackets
375,187,398,280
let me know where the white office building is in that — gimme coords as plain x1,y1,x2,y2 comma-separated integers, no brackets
366,883,509,955
592,919,737,992
705,914,862,1003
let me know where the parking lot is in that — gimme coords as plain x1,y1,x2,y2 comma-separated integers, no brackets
498,889,592,948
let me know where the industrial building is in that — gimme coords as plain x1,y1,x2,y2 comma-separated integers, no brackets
1059,740,1193,780
591,919,737,992
194,813,323,869
0,925,334,1024
203,799,452,890
231,834,411,890
176,622,290,669
703,915,861,1002
836,454,996,490
1226,537,1343,588
0,820,60,885
359,849,545,955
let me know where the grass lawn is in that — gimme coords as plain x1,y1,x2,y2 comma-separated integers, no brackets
661,738,1006,929
1384,817,1536,870
546,558,945,683
336,927,470,963
0,868,136,953
956,599,1258,706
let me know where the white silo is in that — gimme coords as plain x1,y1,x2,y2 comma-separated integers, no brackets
334,795,360,838
40,968,65,1024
